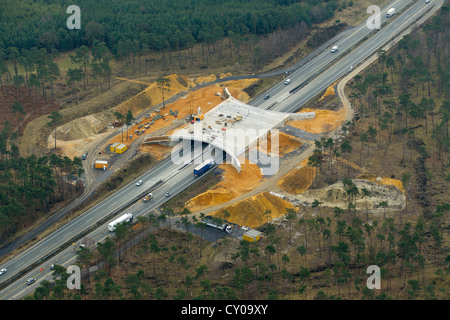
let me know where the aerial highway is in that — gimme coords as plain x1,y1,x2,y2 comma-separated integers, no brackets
0,0,441,300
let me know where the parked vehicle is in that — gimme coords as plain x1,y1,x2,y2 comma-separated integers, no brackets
199,216,232,233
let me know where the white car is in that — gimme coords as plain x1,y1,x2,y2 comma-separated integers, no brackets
284,79,291,85
331,46,338,53
136,180,143,186
26,278,36,285
425,0,430,3
165,192,170,197
0,269,6,275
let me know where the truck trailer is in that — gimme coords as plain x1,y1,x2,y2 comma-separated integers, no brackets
108,213,133,232
199,216,232,233
193,159,214,176
386,8,395,17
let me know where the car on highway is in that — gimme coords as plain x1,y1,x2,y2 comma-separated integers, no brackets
0,268,6,275
26,278,36,285
165,192,170,197
331,45,338,53
425,0,430,3
263,94,270,99
284,79,291,85
136,180,143,186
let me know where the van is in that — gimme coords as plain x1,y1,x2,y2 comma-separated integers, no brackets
331,46,338,53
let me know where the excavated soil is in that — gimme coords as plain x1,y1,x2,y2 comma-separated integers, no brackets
278,158,315,194
257,131,303,157
185,159,263,213
296,179,405,212
287,106,347,134
53,75,259,160
209,191,295,228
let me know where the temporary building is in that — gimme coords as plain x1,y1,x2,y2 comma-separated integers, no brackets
110,142,120,153
115,144,127,154
243,229,262,242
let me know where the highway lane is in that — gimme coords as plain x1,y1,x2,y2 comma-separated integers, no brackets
274,0,436,113
250,0,413,109
0,0,438,299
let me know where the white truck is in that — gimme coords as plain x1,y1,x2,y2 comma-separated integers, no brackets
108,213,133,232
386,8,395,17
199,216,232,233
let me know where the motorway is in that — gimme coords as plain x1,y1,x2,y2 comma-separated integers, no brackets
0,0,440,299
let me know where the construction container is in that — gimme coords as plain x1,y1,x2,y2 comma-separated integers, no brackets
110,142,120,153
194,114,204,121
243,229,262,243
94,160,108,170
115,144,127,154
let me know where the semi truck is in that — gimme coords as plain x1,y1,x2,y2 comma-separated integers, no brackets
193,159,214,176
386,8,395,17
108,213,133,232
199,216,232,233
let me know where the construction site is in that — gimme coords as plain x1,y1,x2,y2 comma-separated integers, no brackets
43,71,405,230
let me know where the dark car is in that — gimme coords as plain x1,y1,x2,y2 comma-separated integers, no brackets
263,94,270,100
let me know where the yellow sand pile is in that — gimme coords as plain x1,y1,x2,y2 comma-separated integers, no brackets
357,174,404,193
115,74,189,116
278,158,315,194
185,160,263,212
318,81,338,101
219,72,232,79
210,191,295,228
195,74,217,83
287,107,346,134
257,131,303,157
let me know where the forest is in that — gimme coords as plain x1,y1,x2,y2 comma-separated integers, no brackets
0,0,338,55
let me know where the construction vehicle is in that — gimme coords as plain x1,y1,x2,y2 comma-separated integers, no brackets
142,193,154,203
108,213,133,232
199,216,232,233
193,159,214,176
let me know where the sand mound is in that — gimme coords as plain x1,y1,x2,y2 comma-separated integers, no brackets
318,81,338,101
297,179,405,211
357,174,404,192
257,131,303,157
278,158,315,194
185,161,263,212
56,111,115,141
287,107,346,134
210,191,295,228
195,74,217,83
